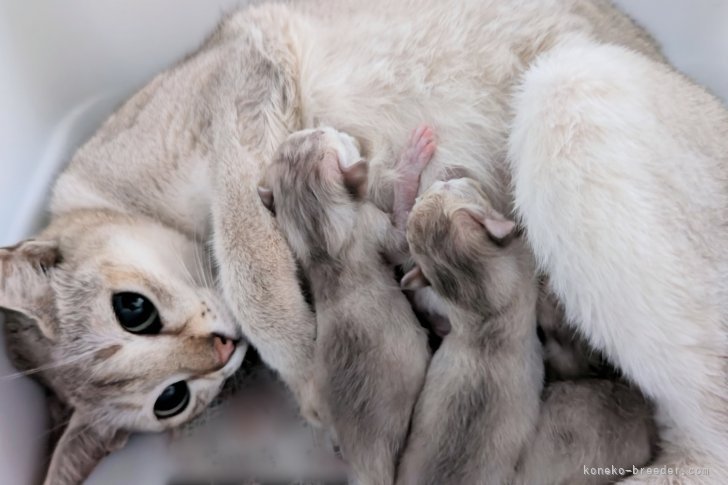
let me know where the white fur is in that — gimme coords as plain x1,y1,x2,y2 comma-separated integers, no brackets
509,39,728,479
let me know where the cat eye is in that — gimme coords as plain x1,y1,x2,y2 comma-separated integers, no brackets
112,292,162,334
154,381,190,419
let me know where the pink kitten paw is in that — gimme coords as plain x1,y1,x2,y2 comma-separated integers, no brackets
393,124,437,230
399,124,436,175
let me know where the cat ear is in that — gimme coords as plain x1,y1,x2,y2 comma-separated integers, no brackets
44,410,129,485
339,159,369,199
461,208,516,243
483,215,516,241
257,185,275,214
400,265,430,290
0,239,60,340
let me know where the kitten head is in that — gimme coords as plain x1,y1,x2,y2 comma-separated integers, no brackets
257,127,368,265
1,210,246,484
401,177,522,308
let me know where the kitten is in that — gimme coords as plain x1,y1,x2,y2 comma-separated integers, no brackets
513,378,658,485
258,126,432,484
398,178,656,484
397,177,542,485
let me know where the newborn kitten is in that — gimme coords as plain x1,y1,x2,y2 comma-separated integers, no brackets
398,177,543,485
525,282,658,484
399,178,657,484
258,126,432,485
513,379,658,485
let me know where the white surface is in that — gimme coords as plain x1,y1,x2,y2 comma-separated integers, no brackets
0,0,243,247
614,0,728,100
0,1,726,484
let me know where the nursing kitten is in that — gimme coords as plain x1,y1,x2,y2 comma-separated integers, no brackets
397,177,542,485
513,379,658,485
398,178,657,484
1,221,245,485
258,126,431,484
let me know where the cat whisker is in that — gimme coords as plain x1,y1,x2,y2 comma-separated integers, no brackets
0,351,95,381
171,244,196,285
202,240,216,290
192,232,215,290
33,415,74,444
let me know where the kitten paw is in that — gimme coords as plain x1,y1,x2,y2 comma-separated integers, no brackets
398,124,436,177
393,124,437,230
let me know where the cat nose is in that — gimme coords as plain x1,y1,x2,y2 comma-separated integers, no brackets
212,334,236,365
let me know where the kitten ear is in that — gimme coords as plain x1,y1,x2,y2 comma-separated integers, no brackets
400,265,430,290
257,185,275,214
461,208,516,242
484,215,516,240
339,159,369,199
0,239,60,339
43,410,129,485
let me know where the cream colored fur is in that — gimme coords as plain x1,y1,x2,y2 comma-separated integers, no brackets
2,0,725,482
1,219,245,484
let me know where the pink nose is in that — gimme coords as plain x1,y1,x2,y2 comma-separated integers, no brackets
213,334,236,365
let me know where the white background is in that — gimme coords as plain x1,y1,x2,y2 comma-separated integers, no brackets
0,1,726,484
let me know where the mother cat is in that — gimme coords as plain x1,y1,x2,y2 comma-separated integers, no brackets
1,0,726,483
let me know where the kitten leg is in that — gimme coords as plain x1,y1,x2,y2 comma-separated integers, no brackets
392,124,436,231
380,125,437,264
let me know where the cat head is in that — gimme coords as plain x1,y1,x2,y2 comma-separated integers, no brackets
257,127,368,265
1,209,246,484
402,177,520,307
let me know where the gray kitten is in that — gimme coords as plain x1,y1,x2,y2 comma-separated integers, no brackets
258,126,432,484
523,282,658,484
398,177,543,485
513,379,657,485
399,177,657,484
